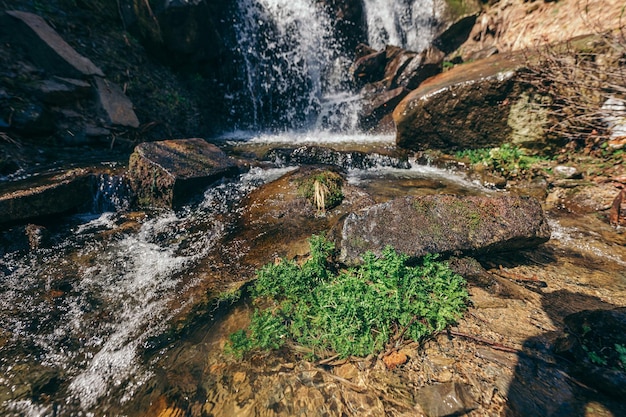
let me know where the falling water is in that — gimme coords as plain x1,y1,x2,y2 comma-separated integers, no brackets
230,0,440,133
363,0,439,51
232,0,354,131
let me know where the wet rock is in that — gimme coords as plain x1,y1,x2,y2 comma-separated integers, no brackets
0,169,95,227
94,77,140,128
554,308,626,398
381,46,414,88
128,138,238,208
265,145,410,170
394,52,549,152
340,194,550,264
352,49,387,83
235,166,375,265
2,10,104,78
395,46,446,90
360,86,409,131
559,183,618,215
415,382,477,417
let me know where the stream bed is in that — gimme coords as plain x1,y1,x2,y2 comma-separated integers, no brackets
1,138,625,416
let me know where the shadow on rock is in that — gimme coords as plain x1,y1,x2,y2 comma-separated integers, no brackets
505,289,626,416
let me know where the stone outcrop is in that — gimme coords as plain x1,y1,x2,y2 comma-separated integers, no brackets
94,77,140,128
340,194,551,264
2,10,104,78
393,51,550,151
0,10,140,145
353,45,445,132
128,139,238,208
0,169,95,226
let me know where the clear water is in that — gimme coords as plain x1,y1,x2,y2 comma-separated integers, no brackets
0,167,294,416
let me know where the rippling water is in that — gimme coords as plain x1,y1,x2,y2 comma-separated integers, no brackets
0,167,294,416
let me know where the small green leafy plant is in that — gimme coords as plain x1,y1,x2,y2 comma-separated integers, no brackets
456,144,545,177
226,235,469,359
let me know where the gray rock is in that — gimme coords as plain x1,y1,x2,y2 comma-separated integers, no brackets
34,77,91,105
340,194,550,264
0,169,95,226
553,165,579,179
416,382,478,417
94,77,140,128
128,138,238,208
2,10,104,78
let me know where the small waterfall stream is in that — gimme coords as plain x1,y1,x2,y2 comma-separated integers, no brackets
363,0,438,51
229,0,438,132
3,1,624,416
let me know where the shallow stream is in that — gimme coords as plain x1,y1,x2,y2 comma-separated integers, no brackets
1,134,625,416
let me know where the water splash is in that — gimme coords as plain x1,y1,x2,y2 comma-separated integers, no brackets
232,0,352,130
0,168,292,416
363,0,439,51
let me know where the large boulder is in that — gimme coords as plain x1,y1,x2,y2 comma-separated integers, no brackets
0,169,95,227
340,194,550,264
393,52,550,151
128,139,239,208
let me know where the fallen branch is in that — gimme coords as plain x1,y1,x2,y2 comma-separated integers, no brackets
447,329,520,354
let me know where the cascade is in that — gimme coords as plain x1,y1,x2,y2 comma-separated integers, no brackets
229,0,439,133
363,0,438,51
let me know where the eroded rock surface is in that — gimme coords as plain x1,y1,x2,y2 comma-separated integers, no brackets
340,194,550,264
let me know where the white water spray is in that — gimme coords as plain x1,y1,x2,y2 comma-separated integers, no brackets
363,0,439,52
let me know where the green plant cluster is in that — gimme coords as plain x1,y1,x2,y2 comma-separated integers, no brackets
297,171,344,211
581,324,626,370
456,143,545,177
227,235,469,359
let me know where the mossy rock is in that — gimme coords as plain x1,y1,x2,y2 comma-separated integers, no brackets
297,169,344,211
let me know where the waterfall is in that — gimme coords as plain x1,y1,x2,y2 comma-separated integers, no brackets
363,0,439,51
229,0,439,133
232,0,354,132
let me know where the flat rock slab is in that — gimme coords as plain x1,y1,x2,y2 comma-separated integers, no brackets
2,10,104,78
340,194,551,264
94,77,140,128
128,139,238,208
0,169,95,226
